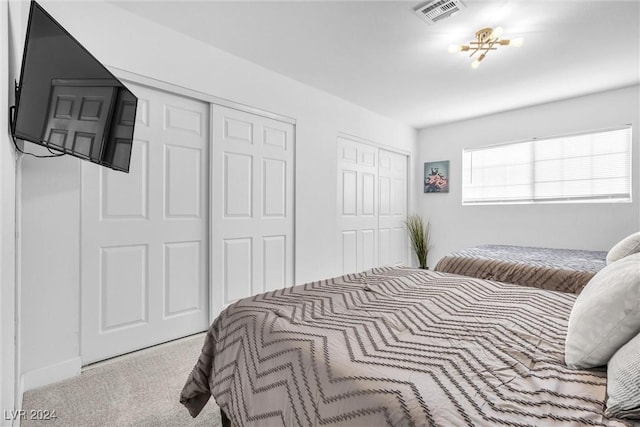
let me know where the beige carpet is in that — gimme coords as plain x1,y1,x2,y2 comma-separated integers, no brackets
21,334,221,427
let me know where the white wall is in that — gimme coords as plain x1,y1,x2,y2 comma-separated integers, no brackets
417,85,640,266
1,0,14,420
1,0,23,422
12,0,416,391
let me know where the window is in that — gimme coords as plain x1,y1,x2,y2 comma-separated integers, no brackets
462,127,632,204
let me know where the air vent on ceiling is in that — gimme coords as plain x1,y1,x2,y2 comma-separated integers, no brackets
414,0,466,24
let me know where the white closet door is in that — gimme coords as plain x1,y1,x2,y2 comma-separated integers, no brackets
378,149,408,266
81,83,209,364
211,105,294,320
338,137,379,274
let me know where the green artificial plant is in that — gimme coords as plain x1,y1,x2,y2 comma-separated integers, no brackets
405,214,430,269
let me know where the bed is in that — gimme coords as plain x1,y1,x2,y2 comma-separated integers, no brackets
434,244,607,294
180,266,635,426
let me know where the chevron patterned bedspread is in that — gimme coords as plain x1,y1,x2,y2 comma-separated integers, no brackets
180,267,630,426
434,245,607,294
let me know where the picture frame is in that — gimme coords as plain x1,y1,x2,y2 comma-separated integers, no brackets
424,160,450,193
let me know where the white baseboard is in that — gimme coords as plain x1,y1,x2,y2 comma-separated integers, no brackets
20,358,82,393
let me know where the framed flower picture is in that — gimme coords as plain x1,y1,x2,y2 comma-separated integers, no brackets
424,161,450,193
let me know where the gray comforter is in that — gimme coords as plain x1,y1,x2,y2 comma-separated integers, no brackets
181,267,630,426
435,244,607,294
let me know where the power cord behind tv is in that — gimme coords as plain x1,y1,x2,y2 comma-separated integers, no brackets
8,104,65,159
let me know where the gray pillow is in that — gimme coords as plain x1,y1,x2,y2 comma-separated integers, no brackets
605,333,640,419
565,253,640,369
607,232,640,264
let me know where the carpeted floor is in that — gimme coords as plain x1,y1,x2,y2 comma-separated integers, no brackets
21,334,221,427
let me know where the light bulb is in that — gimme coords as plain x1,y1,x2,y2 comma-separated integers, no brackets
471,59,481,69
491,26,504,39
448,44,462,53
510,37,524,47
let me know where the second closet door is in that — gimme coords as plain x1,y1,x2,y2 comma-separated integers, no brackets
211,105,295,319
378,149,408,267
338,137,408,275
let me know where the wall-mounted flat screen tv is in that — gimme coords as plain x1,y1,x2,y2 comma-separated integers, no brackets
11,1,138,173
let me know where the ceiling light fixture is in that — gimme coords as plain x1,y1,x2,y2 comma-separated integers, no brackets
449,27,523,69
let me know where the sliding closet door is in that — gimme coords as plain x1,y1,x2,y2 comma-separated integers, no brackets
211,105,294,319
81,83,209,364
338,137,379,274
378,149,408,266
338,137,408,274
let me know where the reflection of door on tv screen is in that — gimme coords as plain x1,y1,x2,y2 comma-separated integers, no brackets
103,90,136,171
42,78,117,161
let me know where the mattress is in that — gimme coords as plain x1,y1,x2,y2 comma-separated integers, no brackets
434,244,607,294
180,267,631,426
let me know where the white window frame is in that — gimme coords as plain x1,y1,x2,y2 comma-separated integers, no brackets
462,126,633,205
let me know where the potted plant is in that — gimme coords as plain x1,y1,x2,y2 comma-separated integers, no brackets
405,214,430,269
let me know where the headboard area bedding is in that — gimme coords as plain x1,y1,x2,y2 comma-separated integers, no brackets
180,266,635,426
434,244,607,294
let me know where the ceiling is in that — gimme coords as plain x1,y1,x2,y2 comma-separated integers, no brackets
111,0,640,129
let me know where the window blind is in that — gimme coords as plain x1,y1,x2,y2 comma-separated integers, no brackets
462,127,632,204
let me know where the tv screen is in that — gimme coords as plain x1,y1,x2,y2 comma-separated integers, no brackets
11,1,137,172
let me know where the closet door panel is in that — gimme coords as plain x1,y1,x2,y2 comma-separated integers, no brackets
379,149,408,267
212,106,294,319
81,83,209,364
337,137,378,274
338,138,409,274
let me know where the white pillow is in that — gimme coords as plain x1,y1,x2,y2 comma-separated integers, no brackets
565,253,640,369
605,333,640,419
607,232,640,264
